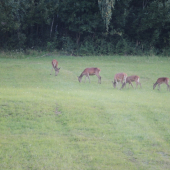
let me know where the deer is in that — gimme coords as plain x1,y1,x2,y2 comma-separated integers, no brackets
78,68,101,84
120,75,142,89
153,77,170,91
112,72,127,89
50,59,60,76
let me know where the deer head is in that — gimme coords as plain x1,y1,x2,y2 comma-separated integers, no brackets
77,76,82,83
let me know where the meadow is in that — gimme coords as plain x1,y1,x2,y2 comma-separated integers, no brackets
0,52,170,170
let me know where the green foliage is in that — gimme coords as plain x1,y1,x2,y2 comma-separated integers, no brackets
61,36,78,55
78,37,116,56
162,48,170,57
98,0,115,31
124,0,170,54
0,0,170,56
79,39,96,56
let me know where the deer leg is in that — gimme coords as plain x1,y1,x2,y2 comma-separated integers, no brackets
114,80,117,88
124,77,127,83
158,84,160,90
123,81,127,88
96,74,101,84
120,81,123,89
130,82,134,88
87,74,90,83
120,82,126,90
124,77,127,88
120,80,126,90
139,82,142,88
128,83,130,88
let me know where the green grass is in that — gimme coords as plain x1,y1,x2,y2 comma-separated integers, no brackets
0,54,170,169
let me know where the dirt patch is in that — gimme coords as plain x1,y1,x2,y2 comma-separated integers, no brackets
55,103,61,115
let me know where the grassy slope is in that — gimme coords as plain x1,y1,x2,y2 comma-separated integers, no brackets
0,55,170,170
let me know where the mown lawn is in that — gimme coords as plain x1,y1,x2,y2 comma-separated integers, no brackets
0,53,170,170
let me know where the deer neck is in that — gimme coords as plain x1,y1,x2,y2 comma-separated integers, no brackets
79,74,84,78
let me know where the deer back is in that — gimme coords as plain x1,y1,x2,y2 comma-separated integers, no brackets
156,77,169,84
52,59,58,68
126,75,139,83
82,68,100,75
114,72,127,81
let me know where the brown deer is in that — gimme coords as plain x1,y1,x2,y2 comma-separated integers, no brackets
50,59,60,76
153,77,170,91
120,75,142,89
112,72,127,89
78,68,101,84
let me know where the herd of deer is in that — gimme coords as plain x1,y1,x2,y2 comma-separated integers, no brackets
50,59,170,91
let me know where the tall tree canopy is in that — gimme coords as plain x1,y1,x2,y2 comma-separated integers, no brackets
98,0,115,31
0,0,170,56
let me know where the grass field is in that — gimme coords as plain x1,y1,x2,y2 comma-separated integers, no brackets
0,53,170,170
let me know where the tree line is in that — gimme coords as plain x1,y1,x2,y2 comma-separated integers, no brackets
0,0,170,56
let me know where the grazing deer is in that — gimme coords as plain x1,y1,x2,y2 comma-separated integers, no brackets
120,75,142,89
112,72,127,89
153,77,170,91
50,59,60,76
78,68,101,84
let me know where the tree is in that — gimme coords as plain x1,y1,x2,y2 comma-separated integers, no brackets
98,0,115,31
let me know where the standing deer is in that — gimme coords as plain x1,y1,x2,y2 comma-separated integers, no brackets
112,72,127,89
153,77,170,91
50,59,60,76
78,68,101,84
120,75,142,89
